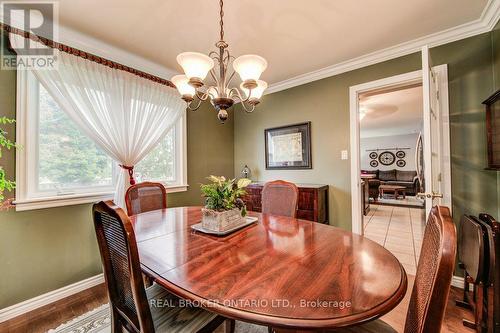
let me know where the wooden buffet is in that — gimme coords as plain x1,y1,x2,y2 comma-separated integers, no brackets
242,182,329,224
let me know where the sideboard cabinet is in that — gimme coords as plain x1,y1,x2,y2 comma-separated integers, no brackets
243,182,329,224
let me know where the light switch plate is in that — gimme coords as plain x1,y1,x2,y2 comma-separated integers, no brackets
341,150,348,160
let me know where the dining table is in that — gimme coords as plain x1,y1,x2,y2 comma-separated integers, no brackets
130,206,408,331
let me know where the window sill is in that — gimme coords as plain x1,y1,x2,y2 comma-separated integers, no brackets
13,185,189,211
14,191,115,211
164,184,189,193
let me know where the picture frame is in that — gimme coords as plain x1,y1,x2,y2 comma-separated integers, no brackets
265,122,312,169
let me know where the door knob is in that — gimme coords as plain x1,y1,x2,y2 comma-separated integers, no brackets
432,191,443,199
417,192,443,199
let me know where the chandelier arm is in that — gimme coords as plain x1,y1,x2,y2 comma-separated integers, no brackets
240,100,256,113
209,51,221,63
229,87,251,104
209,68,220,87
195,89,210,101
223,49,231,65
205,85,218,99
186,97,203,111
225,70,237,87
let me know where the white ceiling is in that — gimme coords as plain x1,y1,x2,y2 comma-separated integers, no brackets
53,0,490,84
360,86,423,138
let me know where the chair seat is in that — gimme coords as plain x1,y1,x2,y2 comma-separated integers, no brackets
147,283,218,333
329,319,397,333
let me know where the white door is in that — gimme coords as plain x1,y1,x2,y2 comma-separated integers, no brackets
420,46,448,217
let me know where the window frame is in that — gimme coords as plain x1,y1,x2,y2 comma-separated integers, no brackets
15,71,188,211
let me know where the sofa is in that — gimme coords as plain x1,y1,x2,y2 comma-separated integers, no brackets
361,169,420,199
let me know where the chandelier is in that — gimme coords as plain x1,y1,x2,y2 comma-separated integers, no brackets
171,0,268,123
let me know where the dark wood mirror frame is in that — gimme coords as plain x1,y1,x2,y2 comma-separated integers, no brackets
483,89,500,170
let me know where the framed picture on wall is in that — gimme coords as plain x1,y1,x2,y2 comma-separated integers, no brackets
265,122,312,169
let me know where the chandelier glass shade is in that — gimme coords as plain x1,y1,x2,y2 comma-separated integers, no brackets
171,0,268,122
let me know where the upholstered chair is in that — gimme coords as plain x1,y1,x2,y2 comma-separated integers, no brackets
261,180,299,218
125,182,167,216
330,206,457,332
93,201,234,333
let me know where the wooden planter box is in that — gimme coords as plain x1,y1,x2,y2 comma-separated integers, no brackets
201,208,246,232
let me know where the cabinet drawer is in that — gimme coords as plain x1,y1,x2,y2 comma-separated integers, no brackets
297,209,314,221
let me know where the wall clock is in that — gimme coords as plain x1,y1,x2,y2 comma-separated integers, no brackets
379,151,396,166
396,160,406,167
396,151,406,158
369,152,378,159
370,160,379,167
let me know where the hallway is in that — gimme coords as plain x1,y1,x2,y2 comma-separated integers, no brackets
363,205,426,275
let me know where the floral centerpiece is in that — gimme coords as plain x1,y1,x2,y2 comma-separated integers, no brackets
200,175,252,232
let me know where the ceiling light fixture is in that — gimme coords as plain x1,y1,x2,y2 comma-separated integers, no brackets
171,0,268,123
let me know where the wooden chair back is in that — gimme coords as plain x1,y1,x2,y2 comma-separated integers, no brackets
125,182,167,216
93,201,155,333
404,206,457,333
479,213,500,332
470,216,496,285
458,215,485,282
261,180,299,218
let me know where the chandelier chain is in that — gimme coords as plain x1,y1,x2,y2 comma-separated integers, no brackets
219,0,224,41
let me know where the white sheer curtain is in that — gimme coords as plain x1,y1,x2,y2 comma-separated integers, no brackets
11,35,185,207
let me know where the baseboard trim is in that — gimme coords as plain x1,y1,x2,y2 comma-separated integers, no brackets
451,275,465,290
0,274,104,323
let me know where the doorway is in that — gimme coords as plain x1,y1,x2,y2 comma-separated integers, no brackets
349,48,451,274
359,84,426,274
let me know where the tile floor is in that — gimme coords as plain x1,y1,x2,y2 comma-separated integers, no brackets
363,204,426,275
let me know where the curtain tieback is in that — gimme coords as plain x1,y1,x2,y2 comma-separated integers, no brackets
119,164,136,185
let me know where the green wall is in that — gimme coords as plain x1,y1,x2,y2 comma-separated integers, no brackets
0,33,234,308
492,20,500,219
234,32,499,229
430,33,498,224
492,20,500,90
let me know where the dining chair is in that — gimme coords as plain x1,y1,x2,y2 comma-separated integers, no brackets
261,180,299,218
93,200,234,333
329,206,457,333
125,182,167,216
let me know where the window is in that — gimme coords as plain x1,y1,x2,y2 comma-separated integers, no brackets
15,71,187,211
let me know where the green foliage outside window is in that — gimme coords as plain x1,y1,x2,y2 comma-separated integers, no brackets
38,85,112,190
0,116,18,206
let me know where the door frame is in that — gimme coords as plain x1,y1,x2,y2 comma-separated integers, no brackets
349,65,450,235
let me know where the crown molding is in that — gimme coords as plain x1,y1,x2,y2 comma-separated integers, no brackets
266,0,500,94
0,13,177,81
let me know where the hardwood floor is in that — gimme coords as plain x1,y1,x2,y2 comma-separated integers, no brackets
0,285,107,333
0,280,474,333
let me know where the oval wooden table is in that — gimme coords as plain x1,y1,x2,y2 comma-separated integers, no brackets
130,207,407,331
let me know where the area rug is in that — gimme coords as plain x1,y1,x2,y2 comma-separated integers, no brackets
370,195,424,208
48,304,110,333
48,303,267,333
